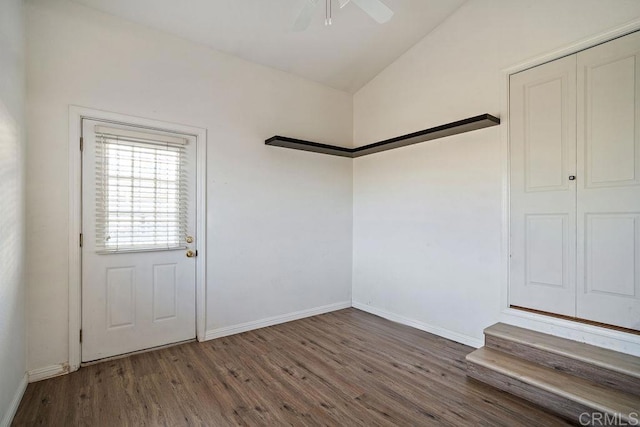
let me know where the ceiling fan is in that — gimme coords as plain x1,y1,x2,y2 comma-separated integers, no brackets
293,0,394,31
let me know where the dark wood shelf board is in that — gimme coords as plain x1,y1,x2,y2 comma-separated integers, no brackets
352,114,500,157
265,135,353,158
265,114,500,158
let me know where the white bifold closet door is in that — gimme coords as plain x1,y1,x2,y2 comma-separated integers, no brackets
510,30,640,330
509,55,577,317
576,32,640,330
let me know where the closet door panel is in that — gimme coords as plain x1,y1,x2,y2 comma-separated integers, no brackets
510,55,577,316
525,214,569,288
577,31,640,330
586,55,638,187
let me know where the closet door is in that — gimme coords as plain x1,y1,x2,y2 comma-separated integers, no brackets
576,31,640,330
509,55,577,316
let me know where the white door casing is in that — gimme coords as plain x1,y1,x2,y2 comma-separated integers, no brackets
576,31,640,330
81,119,197,362
509,55,577,316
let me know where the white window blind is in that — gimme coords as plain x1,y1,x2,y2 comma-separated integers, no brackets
94,125,188,253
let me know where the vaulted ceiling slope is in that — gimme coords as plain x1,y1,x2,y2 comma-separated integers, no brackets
70,0,466,93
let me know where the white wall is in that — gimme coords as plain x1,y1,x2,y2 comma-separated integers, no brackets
26,0,640,379
26,0,353,374
0,0,27,423
352,0,640,347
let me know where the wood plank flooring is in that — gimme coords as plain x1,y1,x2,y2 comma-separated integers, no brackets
12,309,573,426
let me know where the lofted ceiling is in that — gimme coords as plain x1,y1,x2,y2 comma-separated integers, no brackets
70,0,466,93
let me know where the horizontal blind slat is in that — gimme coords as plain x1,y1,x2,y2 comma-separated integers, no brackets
95,130,188,253
95,125,188,145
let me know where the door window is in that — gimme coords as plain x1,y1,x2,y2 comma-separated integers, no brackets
94,126,188,252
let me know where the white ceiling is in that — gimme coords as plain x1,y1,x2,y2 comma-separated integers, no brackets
70,0,466,93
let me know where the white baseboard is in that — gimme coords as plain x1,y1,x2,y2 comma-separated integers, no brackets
1,373,27,427
204,301,352,341
28,363,69,383
352,301,484,348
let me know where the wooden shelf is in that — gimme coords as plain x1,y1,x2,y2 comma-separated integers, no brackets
265,114,500,158
264,135,354,158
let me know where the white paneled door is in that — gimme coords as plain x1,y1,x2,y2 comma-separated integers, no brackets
576,32,640,330
81,119,196,362
509,55,577,316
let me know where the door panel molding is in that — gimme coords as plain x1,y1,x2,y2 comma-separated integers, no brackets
524,77,568,192
68,106,207,372
584,55,639,189
584,213,638,299
106,267,136,329
525,213,569,289
153,263,178,322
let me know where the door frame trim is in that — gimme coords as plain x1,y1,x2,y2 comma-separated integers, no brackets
498,19,640,355
68,105,207,372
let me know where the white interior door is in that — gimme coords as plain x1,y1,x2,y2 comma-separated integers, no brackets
576,31,640,330
81,119,197,362
509,55,577,316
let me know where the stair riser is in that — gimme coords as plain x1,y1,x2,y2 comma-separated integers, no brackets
467,362,602,426
485,334,640,396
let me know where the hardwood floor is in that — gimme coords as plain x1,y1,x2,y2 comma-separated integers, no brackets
13,309,573,426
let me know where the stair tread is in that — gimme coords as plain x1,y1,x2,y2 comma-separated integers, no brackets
485,323,640,379
467,347,640,416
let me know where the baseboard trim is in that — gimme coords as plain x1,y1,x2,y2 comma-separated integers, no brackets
1,373,27,427
28,363,70,383
352,302,483,348
204,301,352,341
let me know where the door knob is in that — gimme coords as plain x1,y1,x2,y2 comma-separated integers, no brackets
569,175,576,180
186,250,196,258
186,236,194,244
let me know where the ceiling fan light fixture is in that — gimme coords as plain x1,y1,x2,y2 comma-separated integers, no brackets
351,0,393,24
292,0,320,32
325,0,332,26
292,0,393,31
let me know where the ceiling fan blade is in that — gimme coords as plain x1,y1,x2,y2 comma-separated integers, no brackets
351,0,393,23
293,0,320,32
338,0,351,8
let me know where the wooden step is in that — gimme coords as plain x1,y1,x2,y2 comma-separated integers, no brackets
484,323,640,395
466,347,640,425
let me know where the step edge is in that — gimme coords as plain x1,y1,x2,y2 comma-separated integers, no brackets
484,324,640,378
466,349,640,418
467,360,638,425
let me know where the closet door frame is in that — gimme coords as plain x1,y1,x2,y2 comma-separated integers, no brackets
498,19,640,355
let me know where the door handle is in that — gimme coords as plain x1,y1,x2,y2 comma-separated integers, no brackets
186,250,196,258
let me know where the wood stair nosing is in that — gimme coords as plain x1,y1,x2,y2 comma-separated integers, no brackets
466,347,640,424
468,361,595,424
484,323,640,396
